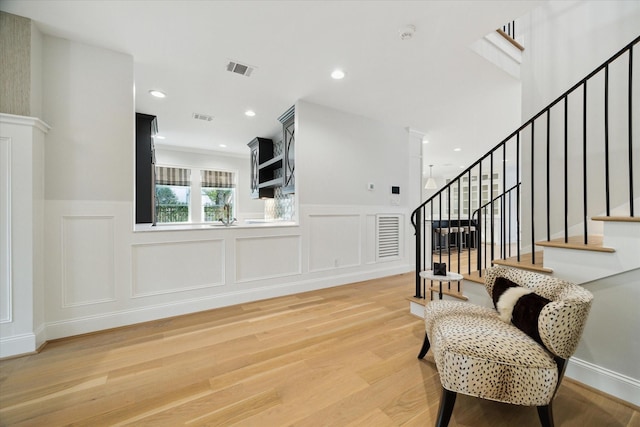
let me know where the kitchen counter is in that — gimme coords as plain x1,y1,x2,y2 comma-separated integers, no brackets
134,220,297,232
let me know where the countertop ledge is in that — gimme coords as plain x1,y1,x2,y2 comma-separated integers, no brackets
134,221,298,232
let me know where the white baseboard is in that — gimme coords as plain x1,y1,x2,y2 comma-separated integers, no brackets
566,357,640,407
43,264,413,342
0,333,37,358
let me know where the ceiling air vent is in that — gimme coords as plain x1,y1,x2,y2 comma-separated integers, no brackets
192,113,213,122
226,60,255,77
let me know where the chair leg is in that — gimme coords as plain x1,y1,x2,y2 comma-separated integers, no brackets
418,333,430,359
537,403,554,427
435,387,457,427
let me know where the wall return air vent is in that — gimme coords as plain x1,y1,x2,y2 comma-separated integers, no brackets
226,60,255,77
376,214,402,260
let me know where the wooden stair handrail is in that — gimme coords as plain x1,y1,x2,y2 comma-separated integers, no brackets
496,28,524,51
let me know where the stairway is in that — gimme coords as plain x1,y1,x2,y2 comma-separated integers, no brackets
409,215,639,315
411,35,639,305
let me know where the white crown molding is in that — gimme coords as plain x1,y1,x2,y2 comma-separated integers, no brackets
0,113,50,134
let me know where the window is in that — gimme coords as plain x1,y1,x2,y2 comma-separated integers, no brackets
155,167,191,223
201,170,236,222
154,166,236,224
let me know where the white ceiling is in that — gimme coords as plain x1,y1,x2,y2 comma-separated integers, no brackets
2,0,542,176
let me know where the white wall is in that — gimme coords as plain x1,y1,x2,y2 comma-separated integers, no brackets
570,268,640,406
519,1,640,246
517,0,640,404
521,1,640,119
297,101,410,207
42,35,134,202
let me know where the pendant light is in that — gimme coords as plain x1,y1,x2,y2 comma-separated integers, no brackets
425,165,437,189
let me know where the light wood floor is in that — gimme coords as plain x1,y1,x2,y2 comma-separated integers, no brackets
1,273,638,426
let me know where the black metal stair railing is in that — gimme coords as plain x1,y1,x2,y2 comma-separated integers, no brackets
471,182,521,275
412,34,639,300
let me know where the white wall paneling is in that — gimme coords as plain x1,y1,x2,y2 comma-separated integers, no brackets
308,214,361,272
235,235,301,282
365,214,377,265
132,239,225,297
0,114,49,357
0,137,11,323
61,216,116,307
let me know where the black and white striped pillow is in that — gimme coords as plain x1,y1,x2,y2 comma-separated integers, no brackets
492,277,551,346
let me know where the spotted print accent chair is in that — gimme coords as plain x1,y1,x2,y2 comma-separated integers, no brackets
418,266,593,427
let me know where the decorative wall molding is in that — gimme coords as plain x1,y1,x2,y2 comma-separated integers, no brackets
235,234,301,282
131,239,225,297
0,137,11,323
0,113,50,133
307,214,361,272
61,216,116,307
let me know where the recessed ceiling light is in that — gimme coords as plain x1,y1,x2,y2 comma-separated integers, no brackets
245,110,256,117
331,69,345,80
422,138,429,144
453,148,462,152
219,144,227,148
149,90,166,98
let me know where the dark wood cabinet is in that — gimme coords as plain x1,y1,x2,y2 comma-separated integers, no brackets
248,137,279,199
248,106,295,199
135,113,157,223
278,106,295,194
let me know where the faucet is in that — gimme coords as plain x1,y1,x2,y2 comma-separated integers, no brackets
219,200,236,226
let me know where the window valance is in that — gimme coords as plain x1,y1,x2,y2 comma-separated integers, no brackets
201,170,235,188
156,166,191,186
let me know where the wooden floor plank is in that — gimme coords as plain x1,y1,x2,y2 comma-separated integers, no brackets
1,272,637,426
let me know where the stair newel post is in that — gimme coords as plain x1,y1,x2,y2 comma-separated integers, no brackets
414,207,422,299
503,143,507,260
516,132,521,263
628,46,634,217
447,185,452,278
467,169,472,274
478,162,483,275
439,192,443,271
546,109,551,242
605,64,611,216
490,151,495,264
457,178,461,278
531,120,536,265
583,80,589,244
564,95,569,243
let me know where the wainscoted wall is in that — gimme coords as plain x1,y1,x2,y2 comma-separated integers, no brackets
235,235,301,282
132,239,225,297
0,114,48,357
0,136,11,323
62,215,116,307
40,200,411,342
307,214,361,272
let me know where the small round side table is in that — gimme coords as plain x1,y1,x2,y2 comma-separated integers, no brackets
419,270,464,300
